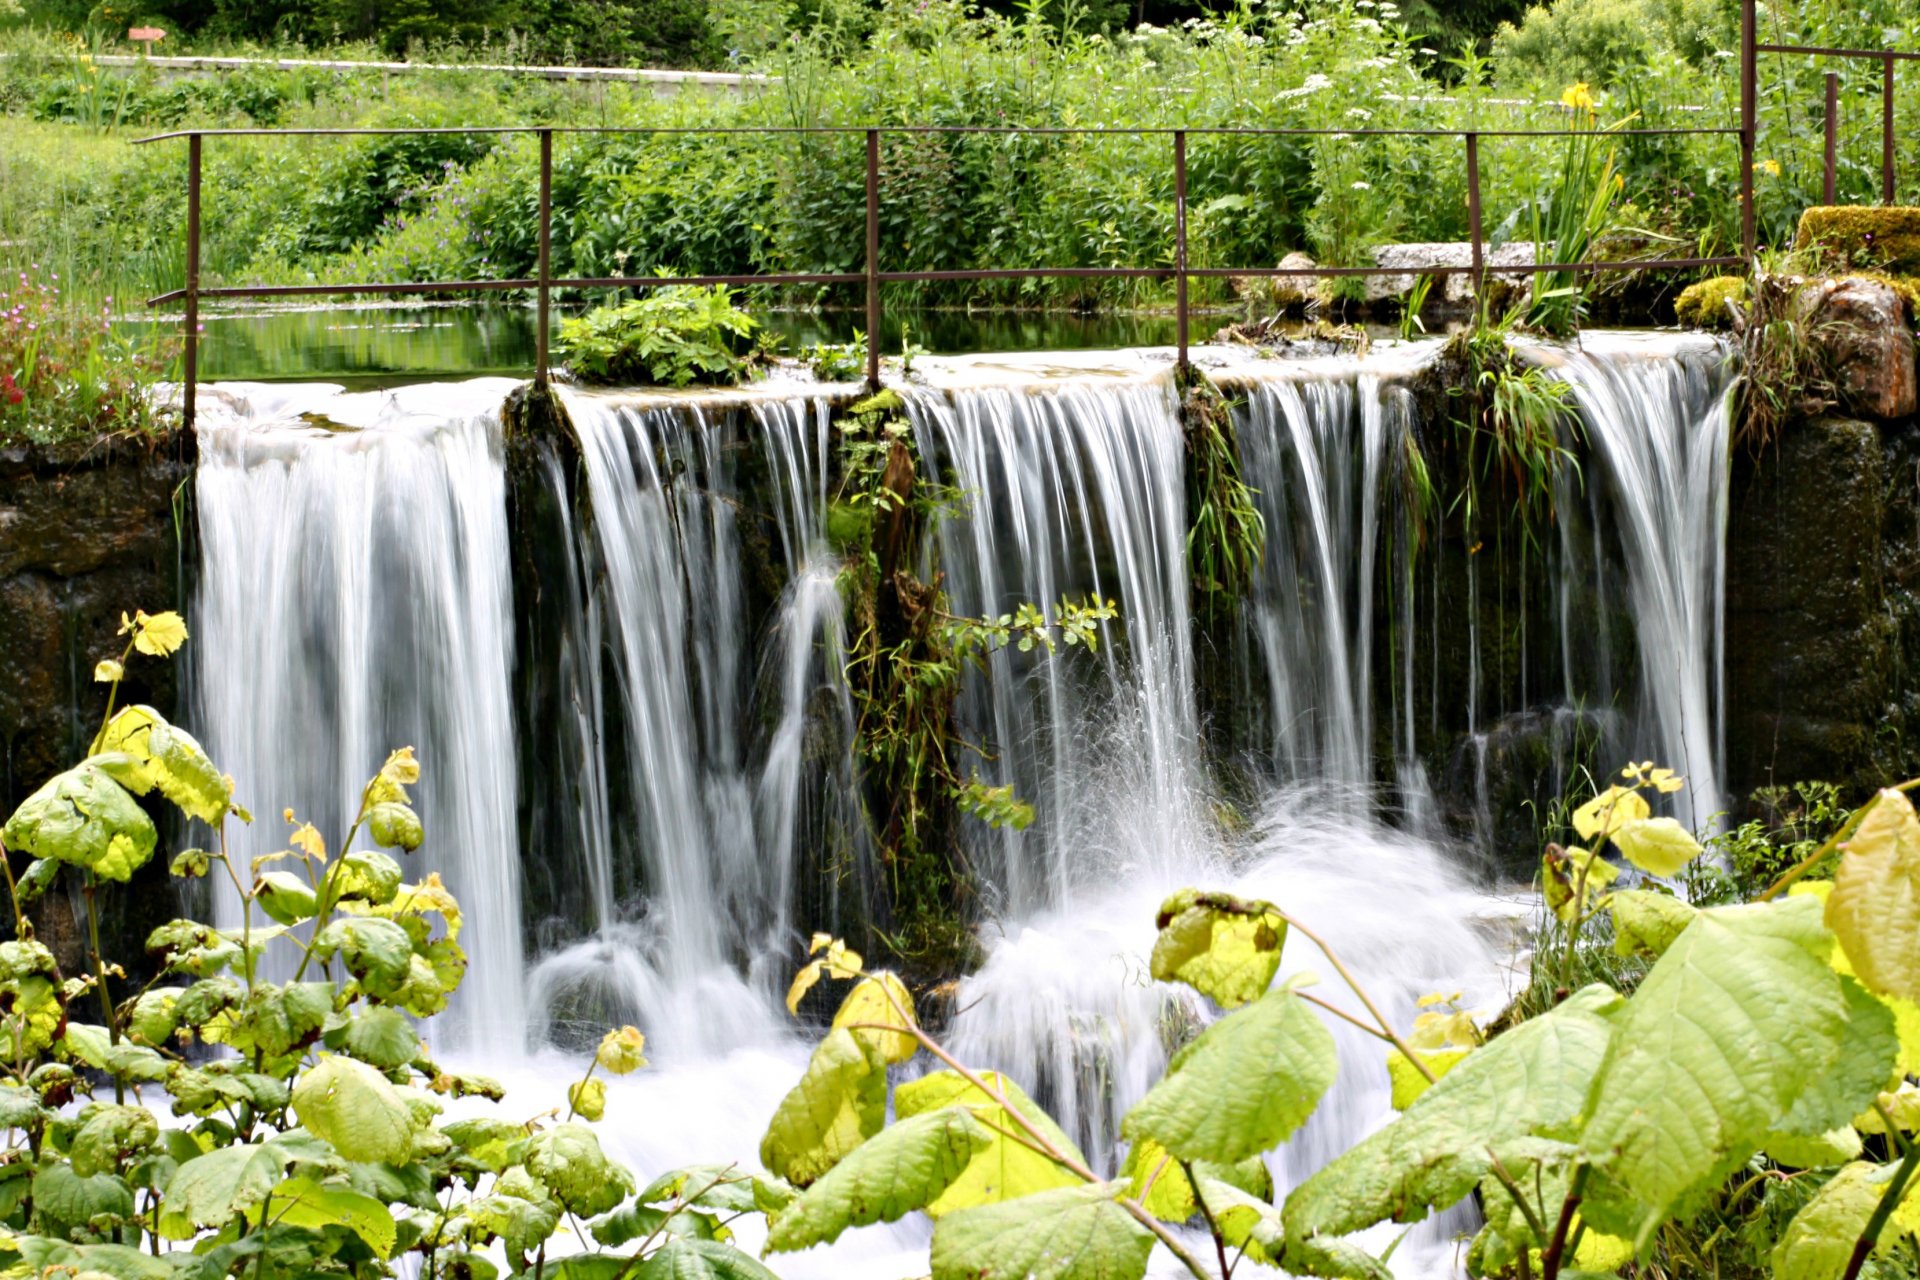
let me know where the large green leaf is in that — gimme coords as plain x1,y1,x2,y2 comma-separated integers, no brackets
526,1123,636,1217
158,1140,298,1236
1284,984,1621,1240
2,760,156,881
930,1182,1153,1280
468,1189,562,1260
30,1163,134,1233
331,1006,423,1070
223,981,334,1061
1578,897,1887,1241
1121,979,1336,1164
60,1022,169,1081
69,1104,160,1177
766,1106,993,1253
91,704,232,825
894,1069,1084,1214
630,1238,782,1279
311,916,416,997
291,1054,417,1164
254,1174,397,1259
13,1238,173,1280
759,1029,887,1187
256,870,319,925
1149,889,1287,1009
1828,788,1920,1003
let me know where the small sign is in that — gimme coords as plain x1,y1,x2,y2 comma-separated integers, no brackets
127,26,165,44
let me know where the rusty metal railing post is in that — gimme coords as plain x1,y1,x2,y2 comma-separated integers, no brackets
1174,129,1189,377
865,128,881,391
183,131,201,430
1465,132,1484,309
1883,53,1897,205
537,128,552,387
1740,0,1757,259
1825,72,1840,205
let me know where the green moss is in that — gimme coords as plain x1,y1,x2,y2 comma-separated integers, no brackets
849,389,905,417
1794,206,1920,276
1673,276,1749,329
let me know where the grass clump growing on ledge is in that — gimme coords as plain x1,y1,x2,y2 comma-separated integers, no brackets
555,284,765,387
1673,275,1748,329
0,267,178,446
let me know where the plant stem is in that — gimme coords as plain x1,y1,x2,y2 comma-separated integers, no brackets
0,834,27,940
1842,1142,1920,1280
1280,912,1436,1083
80,874,124,1104
1181,1159,1234,1280
1539,1164,1590,1280
1483,1149,1549,1243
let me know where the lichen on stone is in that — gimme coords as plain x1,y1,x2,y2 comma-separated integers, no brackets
1795,206,1920,276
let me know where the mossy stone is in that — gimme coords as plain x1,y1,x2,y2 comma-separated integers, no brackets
1795,206,1920,276
1674,276,1748,329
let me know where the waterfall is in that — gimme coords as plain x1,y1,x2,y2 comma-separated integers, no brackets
191,379,526,1048
1549,335,1733,828
524,391,858,1056
178,332,1733,1278
905,375,1202,917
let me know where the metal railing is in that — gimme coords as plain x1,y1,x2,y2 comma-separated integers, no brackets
133,0,1907,425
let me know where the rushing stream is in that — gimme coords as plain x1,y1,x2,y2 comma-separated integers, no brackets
188,332,1733,1276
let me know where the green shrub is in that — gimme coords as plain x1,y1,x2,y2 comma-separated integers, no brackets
555,284,761,386
1673,274,1749,329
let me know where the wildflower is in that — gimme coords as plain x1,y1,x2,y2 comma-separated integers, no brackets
1,373,21,406
1756,158,1781,177
1560,82,1596,112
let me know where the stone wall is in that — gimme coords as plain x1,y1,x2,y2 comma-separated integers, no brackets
1724,277,1920,807
0,432,195,971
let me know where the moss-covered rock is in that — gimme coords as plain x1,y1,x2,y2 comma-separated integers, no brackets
1796,206,1920,276
1674,276,1748,329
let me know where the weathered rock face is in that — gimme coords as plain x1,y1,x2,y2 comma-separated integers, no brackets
1724,417,1899,801
1793,277,1919,421
0,433,195,973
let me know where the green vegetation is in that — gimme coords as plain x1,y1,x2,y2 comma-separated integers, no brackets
1180,369,1265,619
554,283,764,385
767,757,1920,1280
4,0,1914,333
828,391,1115,970
0,608,786,1277
1440,313,1581,543
0,264,177,445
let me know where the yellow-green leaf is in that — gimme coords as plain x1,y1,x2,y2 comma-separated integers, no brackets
1828,788,1920,1003
759,1029,887,1187
1387,1047,1470,1111
830,973,917,1064
290,1055,416,1164
596,1026,648,1075
1572,785,1649,841
569,1078,606,1122
1611,817,1704,877
766,1107,993,1254
894,1070,1085,1215
930,1182,1153,1280
1149,889,1287,1009
2,761,156,882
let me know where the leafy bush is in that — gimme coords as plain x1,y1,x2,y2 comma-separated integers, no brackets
0,608,784,1277
0,265,177,445
555,284,762,386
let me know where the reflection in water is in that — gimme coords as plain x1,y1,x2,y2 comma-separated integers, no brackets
133,303,1202,383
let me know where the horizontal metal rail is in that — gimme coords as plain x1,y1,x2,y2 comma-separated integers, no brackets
133,124,1741,143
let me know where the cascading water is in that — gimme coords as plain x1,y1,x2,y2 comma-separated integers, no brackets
1548,334,1733,829
182,334,1733,1278
192,379,526,1048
